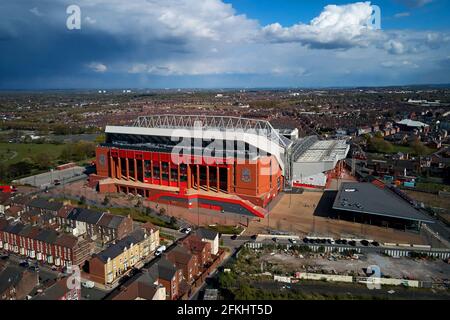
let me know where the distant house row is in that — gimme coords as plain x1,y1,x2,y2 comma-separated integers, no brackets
0,195,133,245
0,217,92,267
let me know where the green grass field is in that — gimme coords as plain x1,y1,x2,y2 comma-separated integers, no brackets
0,142,66,165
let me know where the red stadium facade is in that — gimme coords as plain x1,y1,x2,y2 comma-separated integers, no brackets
94,115,290,217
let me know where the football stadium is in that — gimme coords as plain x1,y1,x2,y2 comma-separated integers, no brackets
94,115,349,217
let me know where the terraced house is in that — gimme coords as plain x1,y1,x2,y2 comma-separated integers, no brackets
89,226,160,285
57,207,133,244
0,218,92,267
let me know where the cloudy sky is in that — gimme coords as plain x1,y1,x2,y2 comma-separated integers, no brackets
0,0,449,89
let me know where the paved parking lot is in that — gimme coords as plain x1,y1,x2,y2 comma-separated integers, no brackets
13,166,87,188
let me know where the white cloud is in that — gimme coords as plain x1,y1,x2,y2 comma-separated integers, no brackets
87,62,107,73
3,0,449,86
261,2,376,49
394,12,411,18
29,7,43,17
85,16,97,24
397,0,432,8
384,39,406,55
381,60,418,68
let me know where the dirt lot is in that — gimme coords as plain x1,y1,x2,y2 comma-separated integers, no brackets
245,191,431,245
261,251,450,282
405,190,450,211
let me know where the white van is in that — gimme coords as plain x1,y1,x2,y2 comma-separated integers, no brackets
155,245,167,256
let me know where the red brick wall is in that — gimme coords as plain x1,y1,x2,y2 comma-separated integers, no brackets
96,147,110,177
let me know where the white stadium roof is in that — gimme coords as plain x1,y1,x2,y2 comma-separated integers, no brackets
295,140,349,163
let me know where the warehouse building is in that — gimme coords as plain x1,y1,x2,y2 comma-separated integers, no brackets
332,182,433,231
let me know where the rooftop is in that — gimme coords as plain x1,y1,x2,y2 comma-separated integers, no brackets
294,139,349,163
195,228,218,241
67,207,105,225
332,182,434,223
129,114,291,148
95,229,147,263
397,119,429,128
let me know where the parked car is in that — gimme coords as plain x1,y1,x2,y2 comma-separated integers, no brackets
230,234,238,240
180,227,192,234
19,261,30,268
289,238,297,244
360,240,370,246
81,280,95,289
29,265,39,272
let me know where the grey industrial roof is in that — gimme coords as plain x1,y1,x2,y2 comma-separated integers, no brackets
332,182,434,223
67,207,104,225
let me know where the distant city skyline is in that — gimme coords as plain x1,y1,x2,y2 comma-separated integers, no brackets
1,0,449,89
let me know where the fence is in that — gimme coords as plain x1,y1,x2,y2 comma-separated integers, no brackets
245,241,450,260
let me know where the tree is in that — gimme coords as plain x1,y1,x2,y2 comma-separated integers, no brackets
79,195,86,205
102,196,110,206
410,139,430,156
94,134,106,144
367,137,394,153
169,216,177,227
32,152,53,170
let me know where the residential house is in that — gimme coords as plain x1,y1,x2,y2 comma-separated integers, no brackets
165,245,199,284
0,218,92,267
0,263,38,300
89,227,159,285
25,198,63,217
65,207,104,238
181,234,212,267
147,257,180,300
96,212,133,243
62,207,133,243
32,278,81,300
107,270,166,300
195,228,219,255
0,193,11,214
